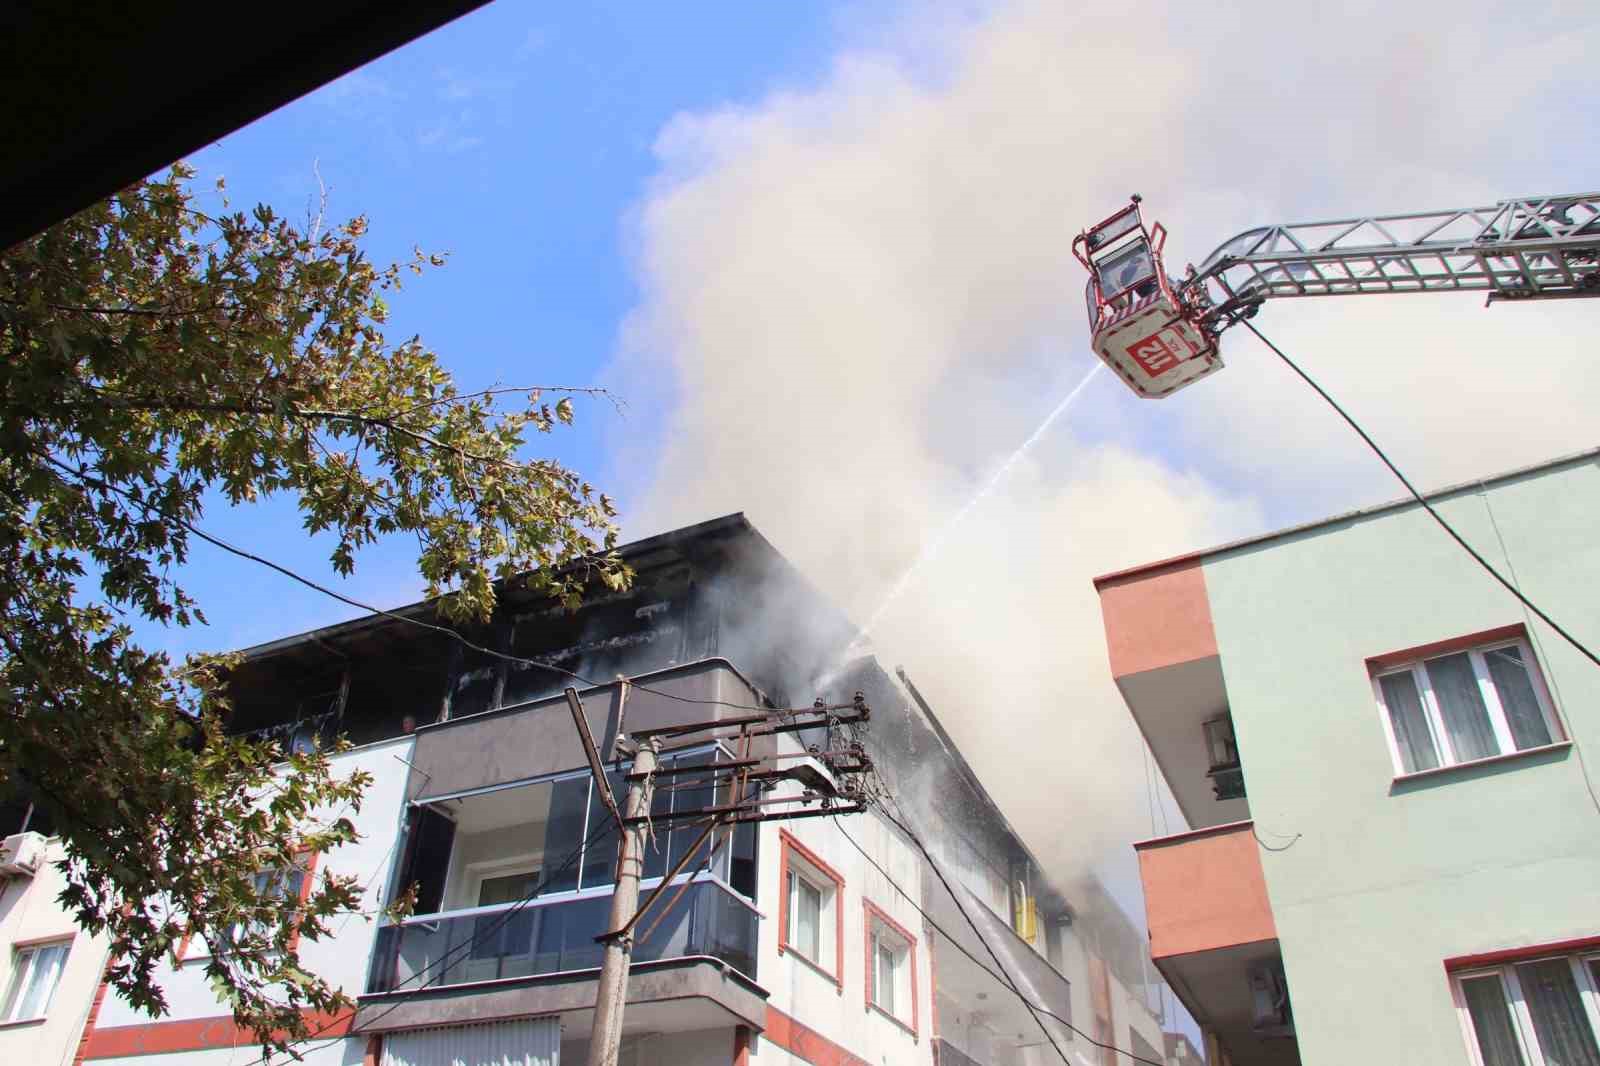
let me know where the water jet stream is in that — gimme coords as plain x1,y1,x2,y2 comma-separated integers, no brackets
860,360,1103,639
817,359,1104,690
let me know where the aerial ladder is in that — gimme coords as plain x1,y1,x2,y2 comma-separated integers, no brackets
1073,193,1600,398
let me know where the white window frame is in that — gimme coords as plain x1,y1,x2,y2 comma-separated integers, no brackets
1373,637,1564,776
787,867,828,966
779,833,842,982
2,939,71,1023
869,924,912,1023
1452,952,1600,1066
213,861,309,956
863,899,918,1033
873,934,898,1013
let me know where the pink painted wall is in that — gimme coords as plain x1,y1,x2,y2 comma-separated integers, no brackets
1136,822,1276,959
1094,558,1218,679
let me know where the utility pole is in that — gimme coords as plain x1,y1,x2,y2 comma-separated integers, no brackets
579,689,875,1066
585,735,659,1066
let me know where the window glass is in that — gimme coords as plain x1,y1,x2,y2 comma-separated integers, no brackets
1380,671,1439,773
542,776,589,893
667,752,717,874
1097,241,1155,300
220,866,306,950
477,871,540,906
1484,645,1553,750
1461,974,1526,1066
791,873,822,961
1426,653,1500,762
2,942,68,1022
1515,959,1600,1066
579,769,623,890
875,938,898,1013
729,820,757,899
470,872,540,968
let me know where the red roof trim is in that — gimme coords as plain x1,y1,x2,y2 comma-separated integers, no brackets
83,1010,354,1059
1445,934,1600,972
1365,623,1526,674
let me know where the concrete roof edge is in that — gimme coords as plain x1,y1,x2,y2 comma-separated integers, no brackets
1091,446,1600,589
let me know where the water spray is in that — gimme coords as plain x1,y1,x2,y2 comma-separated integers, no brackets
817,359,1105,690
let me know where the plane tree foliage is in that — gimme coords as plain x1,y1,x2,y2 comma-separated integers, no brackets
0,164,626,1055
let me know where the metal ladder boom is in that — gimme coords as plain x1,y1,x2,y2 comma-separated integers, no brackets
1189,193,1600,306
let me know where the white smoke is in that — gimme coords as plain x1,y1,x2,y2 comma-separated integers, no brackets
606,0,1600,889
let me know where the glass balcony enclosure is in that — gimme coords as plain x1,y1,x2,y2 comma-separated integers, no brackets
368,880,756,993
368,744,758,995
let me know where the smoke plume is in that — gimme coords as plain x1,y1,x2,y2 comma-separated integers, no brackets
606,0,1600,892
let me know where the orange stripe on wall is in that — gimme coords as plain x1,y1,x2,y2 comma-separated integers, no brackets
763,1006,872,1066
83,1009,354,1059
72,966,114,1066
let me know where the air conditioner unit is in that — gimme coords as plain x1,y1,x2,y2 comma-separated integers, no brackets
0,831,46,877
1247,958,1294,1038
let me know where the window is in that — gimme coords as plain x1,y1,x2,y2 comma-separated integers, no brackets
864,901,918,1034
778,831,844,987
2,940,70,1023
792,875,823,961
1373,635,1563,775
1454,952,1600,1066
215,857,313,954
874,939,898,1014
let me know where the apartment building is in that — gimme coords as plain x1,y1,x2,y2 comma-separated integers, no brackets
71,513,1182,1066
1094,450,1600,1066
0,801,113,1066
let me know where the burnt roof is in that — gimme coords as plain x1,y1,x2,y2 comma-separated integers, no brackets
231,513,786,665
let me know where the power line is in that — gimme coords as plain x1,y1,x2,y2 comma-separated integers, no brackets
833,809,1164,1066
1476,483,1600,819
1242,318,1600,672
838,806,1164,1062
41,450,817,716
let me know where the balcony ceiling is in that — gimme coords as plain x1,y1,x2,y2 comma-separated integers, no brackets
1117,655,1247,830
1158,942,1300,1066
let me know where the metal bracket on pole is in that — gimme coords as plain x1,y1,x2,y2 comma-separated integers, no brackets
609,675,631,762
566,687,621,828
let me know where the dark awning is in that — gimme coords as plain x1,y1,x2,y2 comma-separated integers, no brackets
0,0,490,250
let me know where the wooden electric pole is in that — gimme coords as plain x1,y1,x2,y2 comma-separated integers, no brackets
584,735,659,1066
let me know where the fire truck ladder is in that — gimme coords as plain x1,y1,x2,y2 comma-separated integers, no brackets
1188,193,1600,312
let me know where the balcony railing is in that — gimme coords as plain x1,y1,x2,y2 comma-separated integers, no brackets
366,877,756,994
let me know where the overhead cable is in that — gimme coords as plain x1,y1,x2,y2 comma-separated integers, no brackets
40,449,823,715
834,808,1164,1066
882,795,1176,1066
1242,318,1600,671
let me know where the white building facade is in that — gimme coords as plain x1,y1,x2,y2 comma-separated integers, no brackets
0,822,114,1066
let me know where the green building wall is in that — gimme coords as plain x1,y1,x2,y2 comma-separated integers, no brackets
1199,453,1600,1065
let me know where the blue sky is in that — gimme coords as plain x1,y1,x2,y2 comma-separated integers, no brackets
150,3,851,654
